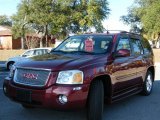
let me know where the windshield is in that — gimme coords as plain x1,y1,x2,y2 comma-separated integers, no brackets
54,35,113,54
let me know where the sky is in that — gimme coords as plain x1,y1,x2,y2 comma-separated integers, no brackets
0,0,134,31
103,0,134,31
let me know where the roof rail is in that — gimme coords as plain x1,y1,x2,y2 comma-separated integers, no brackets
103,30,128,33
120,31,140,35
104,30,140,35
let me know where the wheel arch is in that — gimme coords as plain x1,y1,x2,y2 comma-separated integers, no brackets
87,74,113,103
7,61,15,70
147,66,155,81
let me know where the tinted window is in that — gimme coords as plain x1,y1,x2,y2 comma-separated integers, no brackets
34,49,43,55
131,39,143,55
141,39,152,55
54,35,113,54
45,49,50,53
117,38,131,51
23,50,34,57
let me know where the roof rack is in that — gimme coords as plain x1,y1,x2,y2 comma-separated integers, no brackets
103,30,127,33
104,30,140,35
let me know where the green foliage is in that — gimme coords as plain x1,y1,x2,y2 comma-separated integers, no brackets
11,0,32,38
12,0,110,46
0,15,12,26
121,0,160,39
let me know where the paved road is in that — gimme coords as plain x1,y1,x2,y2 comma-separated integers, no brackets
0,64,160,120
0,61,5,69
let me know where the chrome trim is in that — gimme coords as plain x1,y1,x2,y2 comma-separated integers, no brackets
16,66,52,71
14,72,51,87
13,68,52,87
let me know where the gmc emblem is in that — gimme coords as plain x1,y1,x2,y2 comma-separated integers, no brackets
23,73,38,80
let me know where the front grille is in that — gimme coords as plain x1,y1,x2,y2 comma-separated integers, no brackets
13,67,51,87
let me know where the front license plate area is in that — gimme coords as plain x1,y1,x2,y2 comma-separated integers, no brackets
16,89,32,102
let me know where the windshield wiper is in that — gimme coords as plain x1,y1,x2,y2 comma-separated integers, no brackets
77,51,95,54
51,50,95,54
51,50,66,53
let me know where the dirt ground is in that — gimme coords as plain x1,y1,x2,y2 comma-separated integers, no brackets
0,49,160,62
153,49,160,63
0,50,25,61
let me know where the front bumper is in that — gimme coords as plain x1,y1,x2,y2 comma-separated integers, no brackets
3,78,89,110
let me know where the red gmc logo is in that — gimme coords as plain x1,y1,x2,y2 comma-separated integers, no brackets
23,73,38,80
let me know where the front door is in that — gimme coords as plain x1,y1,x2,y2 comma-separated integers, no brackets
112,36,138,94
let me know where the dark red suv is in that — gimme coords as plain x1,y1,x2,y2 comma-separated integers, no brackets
3,31,155,120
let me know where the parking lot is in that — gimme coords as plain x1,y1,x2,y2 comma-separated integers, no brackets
0,63,160,120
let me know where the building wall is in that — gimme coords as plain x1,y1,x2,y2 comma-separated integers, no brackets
0,36,21,49
12,38,21,49
0,35,12,49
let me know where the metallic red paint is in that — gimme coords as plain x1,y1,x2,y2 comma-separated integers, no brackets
3,33,155,110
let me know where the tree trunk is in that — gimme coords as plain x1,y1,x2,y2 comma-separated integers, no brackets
158,33,160,48
45,25,48,47
21,22,28,49
40,37,43,48
46,35,48,47
21,34,26,49
155,33,160,48
21,37,24,49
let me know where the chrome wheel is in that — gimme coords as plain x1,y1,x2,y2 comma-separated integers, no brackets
141,71,153,96
146,74,153,92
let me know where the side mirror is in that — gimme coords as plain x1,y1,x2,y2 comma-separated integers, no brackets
115,49,130,57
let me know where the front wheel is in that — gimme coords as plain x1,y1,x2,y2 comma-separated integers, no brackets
141,71,153,96
87,80,104,120
7,62,14,70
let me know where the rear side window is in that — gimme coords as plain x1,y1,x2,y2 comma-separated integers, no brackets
34,49,43,55
131,39,144,55
116,38,131,51
141,39,153,55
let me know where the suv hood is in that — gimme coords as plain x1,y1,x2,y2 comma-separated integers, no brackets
15,53,107,71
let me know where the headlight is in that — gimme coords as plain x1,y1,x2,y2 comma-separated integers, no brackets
9,65,16,78
56,70,83,84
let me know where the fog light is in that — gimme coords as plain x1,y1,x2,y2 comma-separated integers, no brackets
58,95,68,104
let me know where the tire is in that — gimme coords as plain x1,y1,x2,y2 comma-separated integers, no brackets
141,71,153,96
21,104,34,109
87,80,104,120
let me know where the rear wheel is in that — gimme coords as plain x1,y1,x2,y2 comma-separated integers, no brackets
141,71,153,96
87,80,104,120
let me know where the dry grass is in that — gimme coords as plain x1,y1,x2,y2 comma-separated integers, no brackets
0,49,160,62
153,49,160,63
0,50,25,61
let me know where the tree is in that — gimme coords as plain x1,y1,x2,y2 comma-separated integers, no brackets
12,0,32,49
121,0,160,40
12,0,110,48
56,0,110,34
0,15,12,26
28,0,55,47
